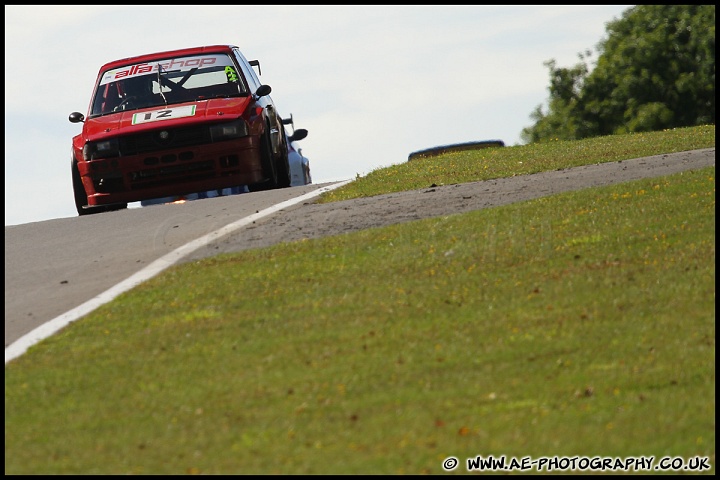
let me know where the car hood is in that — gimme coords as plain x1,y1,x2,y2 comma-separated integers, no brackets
81,97,254,141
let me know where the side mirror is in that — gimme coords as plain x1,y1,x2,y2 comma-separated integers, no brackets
289,128,308,142
255,84,272,98
68,112,85,123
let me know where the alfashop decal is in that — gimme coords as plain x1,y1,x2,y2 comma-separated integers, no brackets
100,54,234,85
114,63,156,79
156,56,217,72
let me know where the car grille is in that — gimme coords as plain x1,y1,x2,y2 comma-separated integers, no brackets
88,122,258,194
118,124,211,156
129,160,216,189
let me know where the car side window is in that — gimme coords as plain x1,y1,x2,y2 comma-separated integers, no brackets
233,48,261,93
91,82,122,115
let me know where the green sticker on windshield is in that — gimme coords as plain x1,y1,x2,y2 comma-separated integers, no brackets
225,66,239,83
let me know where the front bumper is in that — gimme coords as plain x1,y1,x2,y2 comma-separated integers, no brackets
78,136,265,206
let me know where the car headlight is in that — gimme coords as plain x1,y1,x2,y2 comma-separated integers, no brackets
209,120,249,142
83,138,120,160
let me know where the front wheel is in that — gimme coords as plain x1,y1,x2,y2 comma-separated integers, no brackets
250,127,279,192
274,148,291,189
72,160,127,215
272,125,291,189
72,160,91,216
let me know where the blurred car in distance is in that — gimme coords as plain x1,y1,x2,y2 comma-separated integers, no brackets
283,114,312,186
408,139,505,161
69,44,292,215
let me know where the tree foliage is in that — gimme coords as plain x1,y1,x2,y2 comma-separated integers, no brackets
521,5,715,143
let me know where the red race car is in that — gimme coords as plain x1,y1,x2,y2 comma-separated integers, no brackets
69,45,290,215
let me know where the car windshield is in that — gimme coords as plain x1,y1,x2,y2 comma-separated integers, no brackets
90,53,248,117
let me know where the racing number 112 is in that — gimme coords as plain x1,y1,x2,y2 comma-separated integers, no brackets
143,110,172,121
132,105,196,125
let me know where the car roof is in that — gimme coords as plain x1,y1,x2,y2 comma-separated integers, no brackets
99,45,239,71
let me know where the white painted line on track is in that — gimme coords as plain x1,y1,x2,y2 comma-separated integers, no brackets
5,180,353,365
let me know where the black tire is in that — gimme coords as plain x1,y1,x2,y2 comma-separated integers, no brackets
72,160,92,216
274,142,291,189
72,160,127,215
250,125,279,192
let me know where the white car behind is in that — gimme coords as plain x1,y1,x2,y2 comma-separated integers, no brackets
283,115,312,187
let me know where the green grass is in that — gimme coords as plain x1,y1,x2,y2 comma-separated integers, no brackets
4,125,715,474
321,126,716,202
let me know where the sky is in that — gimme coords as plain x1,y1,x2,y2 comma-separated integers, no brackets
4,5,633,226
